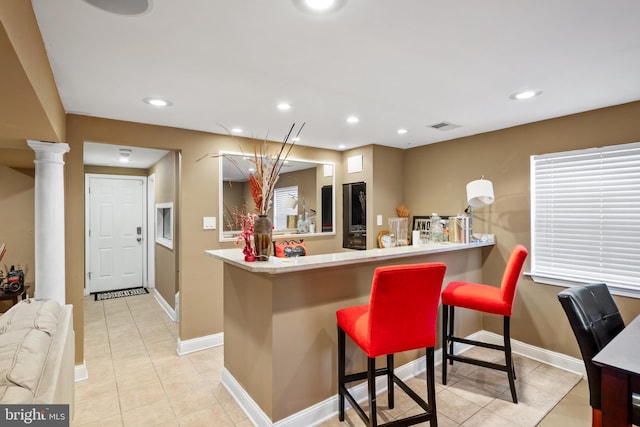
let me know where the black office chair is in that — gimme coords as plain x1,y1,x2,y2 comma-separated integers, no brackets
557,283,640,427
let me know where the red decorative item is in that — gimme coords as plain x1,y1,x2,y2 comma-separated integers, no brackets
235,212,256,262
243,244,255,262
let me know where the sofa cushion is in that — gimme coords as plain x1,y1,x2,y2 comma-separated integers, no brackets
0,300,61,336
0,328,51,394
0,385,35,403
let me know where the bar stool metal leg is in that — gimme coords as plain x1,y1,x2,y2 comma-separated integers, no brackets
338,326,346,421
442,304,449,385
368,357,377,427
426,348,438,427
504,317,518,403
387,354,394,409
448,306,455,366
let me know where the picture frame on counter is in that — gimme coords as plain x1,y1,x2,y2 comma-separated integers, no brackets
412,216,431,232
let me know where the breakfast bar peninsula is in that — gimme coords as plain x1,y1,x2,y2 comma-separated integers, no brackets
206,241,494,425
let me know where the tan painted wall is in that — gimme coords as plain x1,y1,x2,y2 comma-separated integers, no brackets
404,101,640,359
64,114,342,362
0,148,36,169
221,181,245,230
0,165,34,311
371,145,405,244
150,151,179,306
341,146,373,248
84,165,148,176
4,1,639,369
0,1,64,145
276,167,316,217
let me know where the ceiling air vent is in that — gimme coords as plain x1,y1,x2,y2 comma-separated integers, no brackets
429,121,460,131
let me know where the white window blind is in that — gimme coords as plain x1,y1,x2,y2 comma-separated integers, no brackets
273,186,298,230
531,141,640,295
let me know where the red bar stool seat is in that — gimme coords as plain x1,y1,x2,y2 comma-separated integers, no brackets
337,263,446,427
441,244,528,403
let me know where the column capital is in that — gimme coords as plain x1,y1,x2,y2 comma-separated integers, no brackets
27,140,70,156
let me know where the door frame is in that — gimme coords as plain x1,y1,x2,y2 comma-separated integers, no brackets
84,173,149,295
147,173,156,290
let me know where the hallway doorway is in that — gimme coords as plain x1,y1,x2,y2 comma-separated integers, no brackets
85,174,146,293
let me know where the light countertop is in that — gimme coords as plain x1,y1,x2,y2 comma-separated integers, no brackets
206,241,494,274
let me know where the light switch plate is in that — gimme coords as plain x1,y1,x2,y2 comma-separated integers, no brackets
377,214,382,226
203,216,216,230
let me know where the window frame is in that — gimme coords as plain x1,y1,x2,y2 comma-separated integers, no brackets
273,186,299,230
530,141,640,298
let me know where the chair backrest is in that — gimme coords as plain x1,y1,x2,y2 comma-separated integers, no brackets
557,283,625,409
499,244,529,312
368,263,446,357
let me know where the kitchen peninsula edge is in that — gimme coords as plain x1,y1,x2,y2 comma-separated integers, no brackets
206,242,494,424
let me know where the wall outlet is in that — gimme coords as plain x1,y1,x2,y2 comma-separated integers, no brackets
377,214,382,226
203,217,216,230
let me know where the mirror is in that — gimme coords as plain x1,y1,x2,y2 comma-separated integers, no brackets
219,152,335,241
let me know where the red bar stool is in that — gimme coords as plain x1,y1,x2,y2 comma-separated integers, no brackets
337,263,446,427
441,244,528,403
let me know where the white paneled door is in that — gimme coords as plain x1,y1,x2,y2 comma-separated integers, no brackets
87,175,145,293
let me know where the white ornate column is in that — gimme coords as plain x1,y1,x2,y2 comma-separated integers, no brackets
28,140,70,304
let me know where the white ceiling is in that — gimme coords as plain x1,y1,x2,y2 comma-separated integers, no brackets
32,0,640,154
83,142,169,168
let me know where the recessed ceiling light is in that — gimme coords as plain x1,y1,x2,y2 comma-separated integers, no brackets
143,97,172,107
305,0,335,10
292,137,300,142
248,167,256,173
277,103,291,110
338,144,347,149
347,116,359,124
231,128,243,134
83,0,150,16
510,89,542,100
397,129,408,135
119,148,132,163
294,0,346,14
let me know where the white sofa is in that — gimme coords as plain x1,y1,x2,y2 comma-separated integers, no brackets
0,299,74,415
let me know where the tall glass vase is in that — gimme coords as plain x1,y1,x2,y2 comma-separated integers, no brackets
253,215,273,261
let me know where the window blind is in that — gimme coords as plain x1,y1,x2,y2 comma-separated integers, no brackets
273,186,298,230
531,141,640,294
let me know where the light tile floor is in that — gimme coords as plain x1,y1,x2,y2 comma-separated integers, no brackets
74,293,591,426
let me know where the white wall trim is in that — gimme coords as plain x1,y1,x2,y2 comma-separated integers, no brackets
75,363,88,382
176,332,224,356
220,330,586,426
147,173,156,289
153,288,176,322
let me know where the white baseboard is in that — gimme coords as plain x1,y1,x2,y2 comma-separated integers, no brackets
220,330,586,426
75,362,88,382
153,289,176,322
176,332,224,356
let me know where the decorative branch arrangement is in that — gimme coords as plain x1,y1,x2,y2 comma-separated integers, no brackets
248,123,305,215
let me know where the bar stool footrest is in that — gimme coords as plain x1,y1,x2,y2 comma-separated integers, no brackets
448,335,506,352
447,353,511,373
340,371,435,427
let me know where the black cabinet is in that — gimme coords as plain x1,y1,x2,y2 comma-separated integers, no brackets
343,182,366,250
